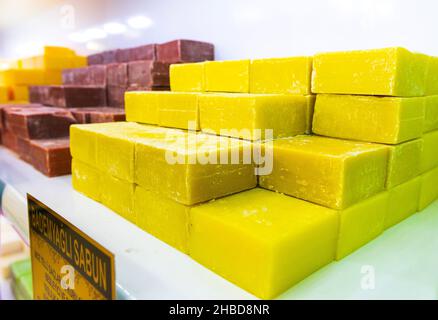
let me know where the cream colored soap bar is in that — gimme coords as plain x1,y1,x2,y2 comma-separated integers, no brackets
259,135,389,210
313,94,425,144
420,130,438,173
386,139,423,189
418,166,438,211
135,186,191,253
170,62,205,92
250,57,312,94
205,60,250,93
199,93,307,141
135,131,256,205
424,95,438,133
125,91,160,125
71,159,101,202
385,178,421,229
426,56,438,95
312,47,429,96
157,92,200,130
336,192,388,260
190,188,339,299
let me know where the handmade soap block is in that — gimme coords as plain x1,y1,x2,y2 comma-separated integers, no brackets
190,188,338,299
46,85,107,108
128,60,169,87
418,166,438,211
42,46,75,57
312,47,429,96
2,70,45,85
259,135,389,210
100,174,136,224
336,192,388,260
62,65,107,86
125,91,160,125
135,131,256,205
305,95,316,134
121,44,157,62
72,159,101,202
157,39,214,63
135,186,190,253
29,138,71,177
16,137,33,163
426,56,438,95
420,130,438,173
170,62,205,92
386,139,423,189
199,93,307,140
0,86,8,102
87,53,103,65
29,86,49,104
385,178,421,229
157,92,200,130
313,94,425,144
70,107,125,124
12,86,29,101
107,85,126,108
424,95,438,133
250,57,313,94
205,60,250,93
107,63,128,86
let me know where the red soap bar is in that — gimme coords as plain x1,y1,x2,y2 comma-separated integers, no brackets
107,63,128,86
102,50,117,64
46,85,107,108
1,129,18,152
16,136,32,163
62,65,107,86
157,39,214,63
128,60,170,87
0,104,40,130
4,106,76,140
29,86,50,104
87,53,103,65
127,44,157,61
107,86,126,108
29,138,71,177
70,107,125,123
127,85,170,92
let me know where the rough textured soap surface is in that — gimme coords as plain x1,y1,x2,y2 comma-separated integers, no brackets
199,93,307,141
157,92,200,130
426,56,438,95
135,186,191,254
125,91,160,125
189,188,338,300
336,192,388,260
29,138,71,177
313,94,425,144
386,178,421,229
170,62,205,92
420,130,438,173
386,139,423,189
259,135,389,210
72,159,101,202
312,47,429,96
419,166,438,211
135,131,256,205
250,57,313,94
424,95,438,133
205,60,250,93
305,95,316,134
157,39,214,63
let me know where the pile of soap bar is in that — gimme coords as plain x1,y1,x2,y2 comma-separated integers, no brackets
71,47,438,300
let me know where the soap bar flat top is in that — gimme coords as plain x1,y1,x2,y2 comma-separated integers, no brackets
205,60,250,93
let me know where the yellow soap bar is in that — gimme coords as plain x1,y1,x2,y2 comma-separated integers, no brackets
420,130,438,173
199,93,307,141
336,192,388,260
189,188,338,299
73,56,87,68
0,86,9,102
385,178,421,229
2,69,45,85
305,95,316,134
250,56,312,94
71,159,101,202
135,186,191,253
100,174,136,224
386,139,423,189
205,60,250,93
425,56,438,95
312,47,429,96
43,70,62,85
424,96,438,133
259,135,389,210
34,55,76,70
418,166,438,211
135,132,256,205
42,46,76,57
170,62,205,92
313,94,425,144
125,91,160,125
157,92,200,130
12,86,29,101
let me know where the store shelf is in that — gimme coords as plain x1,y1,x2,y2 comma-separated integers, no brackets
1,146,438,300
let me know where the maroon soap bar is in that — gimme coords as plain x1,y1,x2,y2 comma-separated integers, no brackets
128,60,170,87
107,86,126,108
157,39,214,63
102,50,117,64
46,85,107,108
16,136,33,163
5,106,76,140
29,86,50,104
87,53,103,65
29,138,71,177
128,44,157,61
107,63,128,86
0,104,40,130
1,129,18,152
70,107,125,124
127,85,170,92
62,65,107,86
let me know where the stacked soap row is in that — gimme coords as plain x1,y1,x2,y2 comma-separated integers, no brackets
0,103,124,176
0,46,86,104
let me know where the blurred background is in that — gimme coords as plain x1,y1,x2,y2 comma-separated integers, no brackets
0,0,437,60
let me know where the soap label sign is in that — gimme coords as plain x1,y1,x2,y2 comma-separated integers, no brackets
27,194,115,300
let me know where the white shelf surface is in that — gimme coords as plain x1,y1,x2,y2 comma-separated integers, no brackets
1,146,438,300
